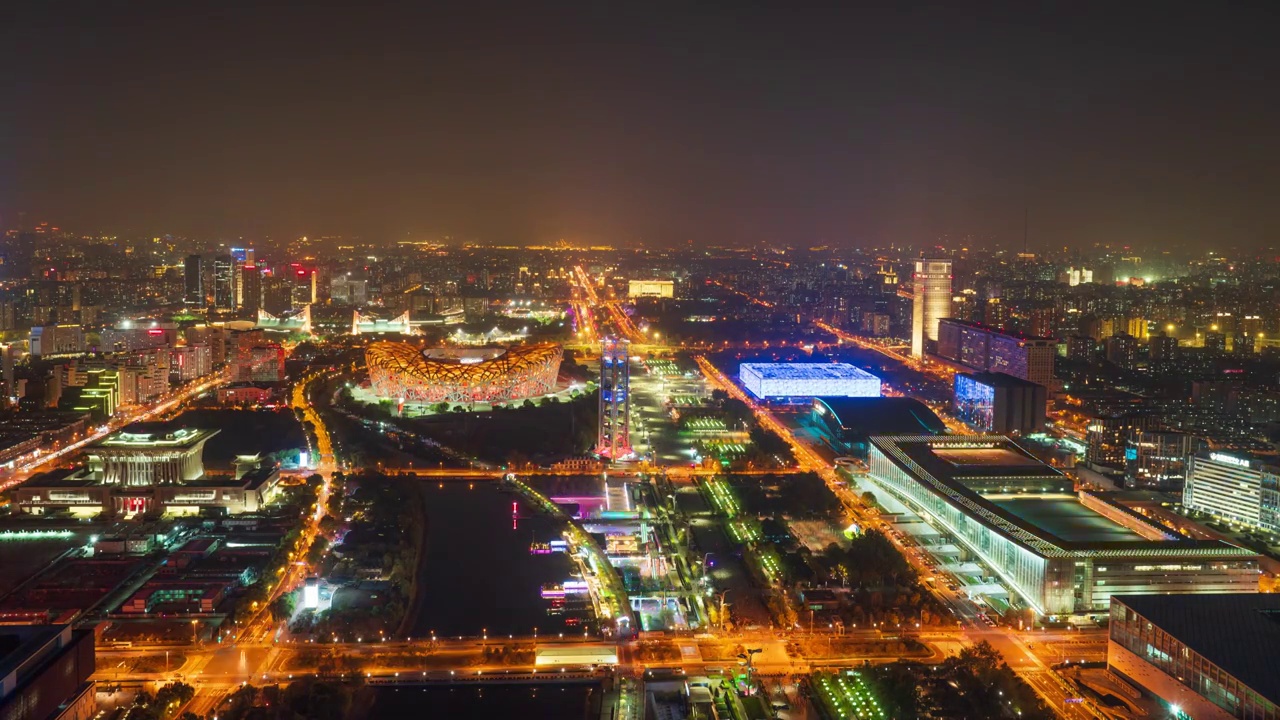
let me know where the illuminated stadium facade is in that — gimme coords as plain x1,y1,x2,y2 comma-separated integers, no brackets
864,435,1258,616
365,341,563,404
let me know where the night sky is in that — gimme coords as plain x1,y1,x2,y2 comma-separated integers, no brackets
4,2,1279,249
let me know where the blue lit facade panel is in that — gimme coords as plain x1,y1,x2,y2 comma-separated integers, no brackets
739,362,881,399
954,374,996,432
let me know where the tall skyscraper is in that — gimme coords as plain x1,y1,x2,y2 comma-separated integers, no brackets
596,337,632,460
240,263,263,313
911,257,952,358
184,254,204,305
212,255,235,309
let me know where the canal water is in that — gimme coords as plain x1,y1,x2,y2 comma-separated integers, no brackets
408,482,592,638
371,683,601,719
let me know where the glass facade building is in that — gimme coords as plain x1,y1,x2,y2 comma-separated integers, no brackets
1109,594,1280,720
954,373,996,430
865,436,1259,616
911,258,952,359
1184,452,1280,536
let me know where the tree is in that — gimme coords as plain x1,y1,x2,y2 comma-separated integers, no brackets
274,592,298,622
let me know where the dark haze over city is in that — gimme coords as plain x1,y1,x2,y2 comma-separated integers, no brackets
4,1,1280,250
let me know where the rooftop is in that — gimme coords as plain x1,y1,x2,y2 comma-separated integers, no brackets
1113,593,1280,707
813,397,946,436
886,435,1064,484
957,371,1044,388
741,362,879,381
97,422,218,448
870,435,1256,557
987,495,1146,543
939,318,1055,343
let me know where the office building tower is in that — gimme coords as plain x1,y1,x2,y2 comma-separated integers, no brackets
596,337,632,460
1087,414,1156,468
212,255,235,309
911,257,952,358
240,264,263,313
1233,332,1256,355
1184,451,1280,535
1124,430,1205,491
935,318,1056,388
184,255,204,305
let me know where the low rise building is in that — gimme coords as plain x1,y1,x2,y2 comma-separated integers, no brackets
864,435,1259,616
13,422,282,517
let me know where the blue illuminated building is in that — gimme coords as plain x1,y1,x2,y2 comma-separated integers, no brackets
739,362,880,400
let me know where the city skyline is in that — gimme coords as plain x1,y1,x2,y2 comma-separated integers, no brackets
5,3,1280,249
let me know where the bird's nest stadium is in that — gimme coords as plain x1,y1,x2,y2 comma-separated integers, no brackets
365,341,563,404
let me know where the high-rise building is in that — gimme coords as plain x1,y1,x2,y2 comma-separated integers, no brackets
935,318,1056,388
983,295,1008,330
1087,413,1156,468
1184,451,1280,535
1104,333,1138,369
330,275,368,305
183,254,204,305
1203,331,1226,354
240,264,263,313
911,257,952,358
1148,334,1179,361
1066,335,1097,362
212,255,235,310
0,625,96,720
596,337,632,460
1233,332,1256,355
1124,430,1205,491
171,344,213,382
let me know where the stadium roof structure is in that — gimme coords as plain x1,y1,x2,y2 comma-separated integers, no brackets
869,435,1258,559
366,342,561,379
364,341,563,404
1111,593,1280,708
813,397,946,436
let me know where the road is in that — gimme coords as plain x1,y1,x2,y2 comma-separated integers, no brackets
90,351,1101,718
692,353,1105,719
572,265,647,343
